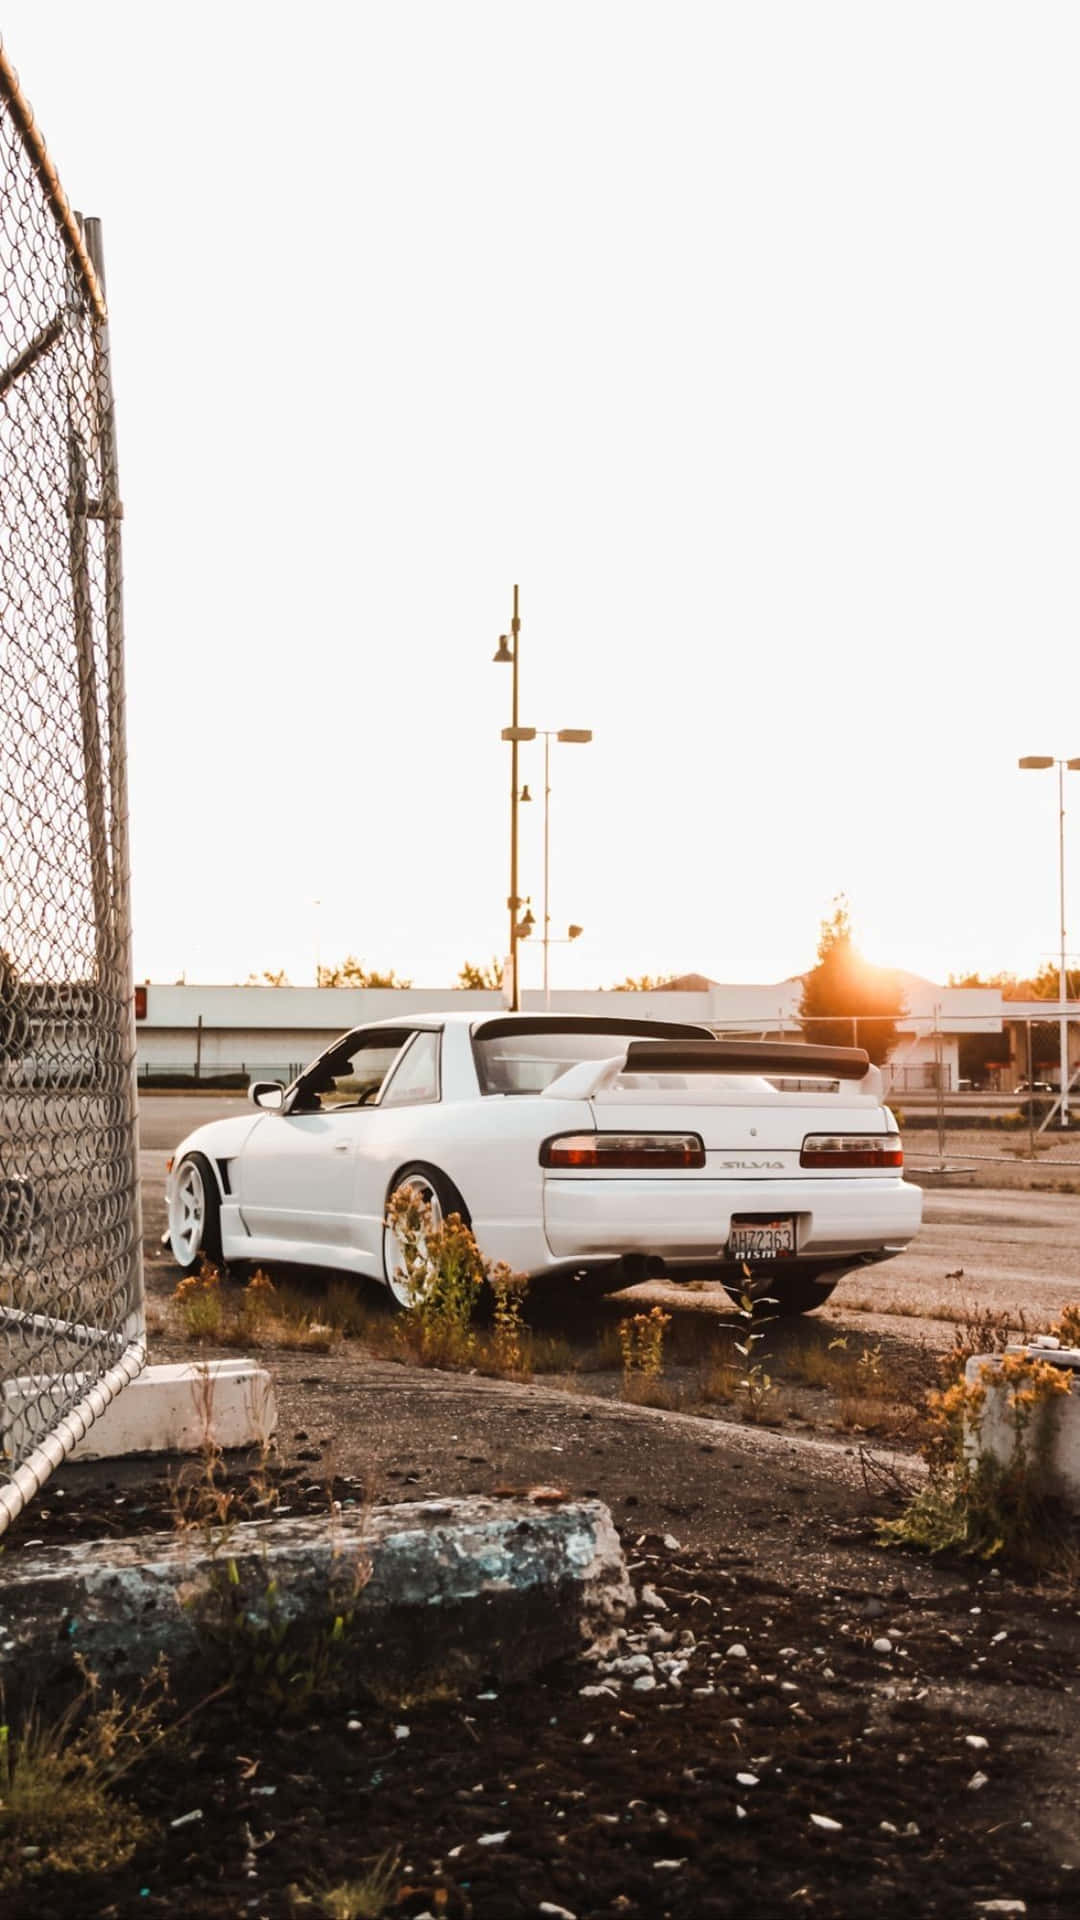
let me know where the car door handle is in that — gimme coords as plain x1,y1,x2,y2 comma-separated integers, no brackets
332,1142,351,1154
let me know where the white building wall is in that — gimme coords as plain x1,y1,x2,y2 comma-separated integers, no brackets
134,979,1003,1086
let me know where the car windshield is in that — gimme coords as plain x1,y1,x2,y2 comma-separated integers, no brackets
472,1018,713,1095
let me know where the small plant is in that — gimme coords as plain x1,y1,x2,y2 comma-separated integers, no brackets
172,1256,225,1340
171,1264,341,1353
291,1853,403,1918
699,1337,740,1405
1053,1302,1080,1347
881,1350,1072,1562
0,1658,169,1884
172,1431,368,1717
385,1191,530,1375
487,1261,531,1376
940,1300,1031,1390
386,1190,484,1366
732,1280,776,1423
617,1305,671,1385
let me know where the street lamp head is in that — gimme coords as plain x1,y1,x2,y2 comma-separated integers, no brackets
556,729,593,744
567,924,584,940
1019,756,1055,770
1068,759,1080,772
520,785,533,803
493,635,513,664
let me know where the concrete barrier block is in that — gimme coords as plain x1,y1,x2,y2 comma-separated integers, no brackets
0,1496,633,1702
3,1359,276,1463
965,1343,1080,1507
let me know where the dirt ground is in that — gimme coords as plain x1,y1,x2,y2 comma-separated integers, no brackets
3,1113,1079,1916
4,1331,1080,1918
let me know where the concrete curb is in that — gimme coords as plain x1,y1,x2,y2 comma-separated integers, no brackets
0,1495,633,1703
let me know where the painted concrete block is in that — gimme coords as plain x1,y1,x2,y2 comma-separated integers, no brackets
3,1359,276,1464
965,1342,1080,1508
0,1495,634,1700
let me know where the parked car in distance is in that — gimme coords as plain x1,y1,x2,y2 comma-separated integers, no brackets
165,1013,923,1317
1017,1078,1054,1094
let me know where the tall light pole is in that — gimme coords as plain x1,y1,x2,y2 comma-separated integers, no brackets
534,728,592,1006
493,586,535,1012
1018,754,1080,1125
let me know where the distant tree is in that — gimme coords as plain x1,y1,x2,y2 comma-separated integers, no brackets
245,968,290,986
798,897,905,1065
317,956,413,989
457,958,503,990
948,964,1080,998
607,974,672,992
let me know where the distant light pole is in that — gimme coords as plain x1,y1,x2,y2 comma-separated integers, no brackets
493,586,535,1011
1018,754,1080,1124
532,728,592,1006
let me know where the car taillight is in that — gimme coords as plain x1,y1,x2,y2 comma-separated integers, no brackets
541,1132,706,1170
800,1133,903,1169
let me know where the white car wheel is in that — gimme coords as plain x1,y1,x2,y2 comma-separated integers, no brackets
382,1170,446,1309
169,1155,221,1272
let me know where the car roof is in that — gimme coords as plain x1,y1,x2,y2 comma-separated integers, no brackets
351,1010,714,1034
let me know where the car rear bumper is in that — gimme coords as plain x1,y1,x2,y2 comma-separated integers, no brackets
542,1175,923,1263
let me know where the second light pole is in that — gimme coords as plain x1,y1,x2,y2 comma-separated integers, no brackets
494,585,535,1012
536,727,592,1006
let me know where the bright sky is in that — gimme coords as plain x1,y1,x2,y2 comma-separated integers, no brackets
4,3,1079,992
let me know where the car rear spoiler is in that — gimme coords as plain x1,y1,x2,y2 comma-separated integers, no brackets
622,1039,872,1080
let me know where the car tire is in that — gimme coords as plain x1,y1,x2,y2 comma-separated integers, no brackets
382,1163,468,1310
169,1153,223,1273
749,1269,839,1317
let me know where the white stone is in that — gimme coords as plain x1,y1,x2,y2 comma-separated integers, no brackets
640,1584,669,1611
736,1772,759,1787
965,1735,990,1752
968,1771,990,1791
653,1859,687,1871
539,1905,578,1920
3,1359,279,1461
477,1831,510,1847
974,1904,1027,1915
726,1643,748,1659
810,1814,843,1832
632,1673,658,1693
873,1637,893,1655
965,1349,1080,1509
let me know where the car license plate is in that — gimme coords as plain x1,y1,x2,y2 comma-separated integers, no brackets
727,1216,795,1261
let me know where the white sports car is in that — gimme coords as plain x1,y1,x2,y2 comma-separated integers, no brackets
165,1012,922,1315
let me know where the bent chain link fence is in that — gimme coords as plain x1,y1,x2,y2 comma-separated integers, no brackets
0,47,143,1532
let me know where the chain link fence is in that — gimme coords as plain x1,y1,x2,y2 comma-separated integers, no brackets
708,1009,1080,1181
0,47,143,1532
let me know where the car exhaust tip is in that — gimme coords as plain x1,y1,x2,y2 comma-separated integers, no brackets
619,1253,668,1284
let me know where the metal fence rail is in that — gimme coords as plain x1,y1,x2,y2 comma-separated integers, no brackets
0,47,143,1532
707,1008,1080,1172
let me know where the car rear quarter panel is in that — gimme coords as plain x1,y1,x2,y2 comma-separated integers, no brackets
382,1093,591,1271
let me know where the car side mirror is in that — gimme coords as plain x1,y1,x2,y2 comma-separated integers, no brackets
249,1080,285,1111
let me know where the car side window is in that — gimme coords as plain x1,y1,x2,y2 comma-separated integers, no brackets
379,1030,441,1108
294,1034,409,1112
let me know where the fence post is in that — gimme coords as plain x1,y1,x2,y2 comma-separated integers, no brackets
934,1004,946,1167
195,1012,203,1083
1027,1019,1036,1160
